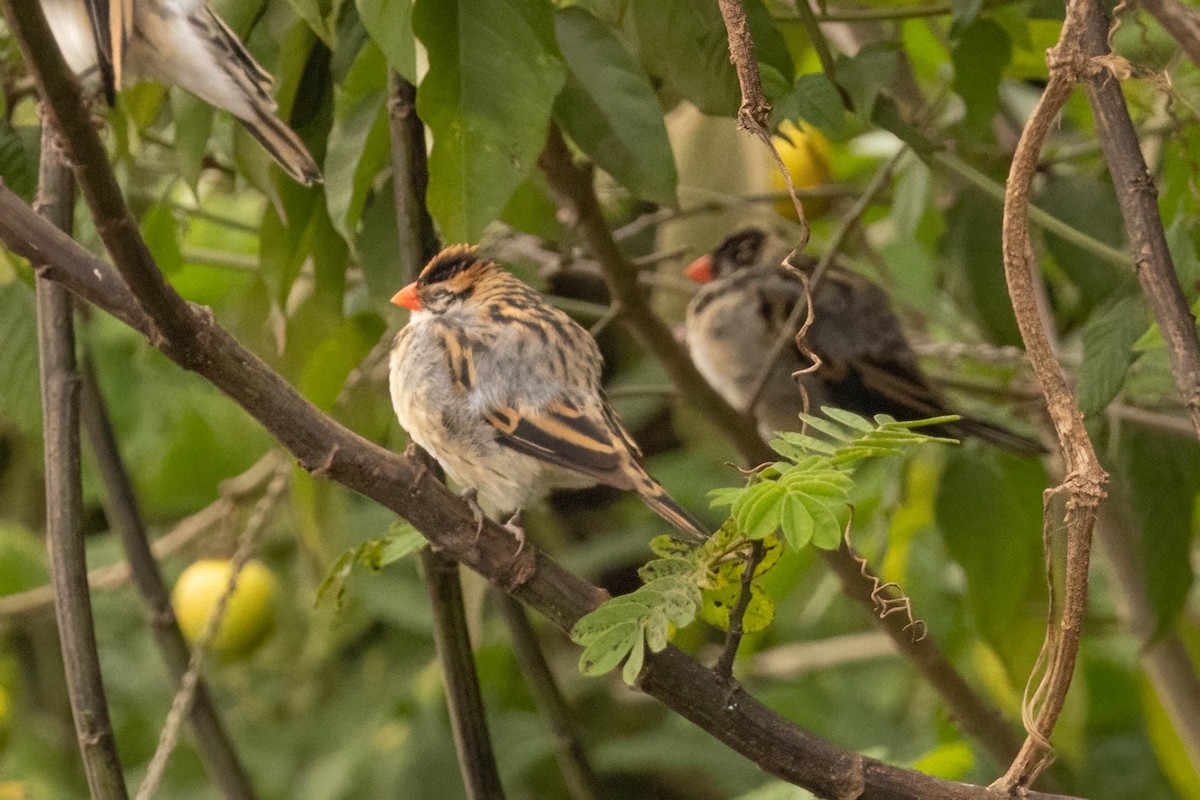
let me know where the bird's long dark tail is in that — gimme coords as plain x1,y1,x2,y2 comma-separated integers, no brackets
942,416,1046,457
242,105,323,187
639,484,710,542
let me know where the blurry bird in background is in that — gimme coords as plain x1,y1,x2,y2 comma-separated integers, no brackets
40,0,322,185
684,228,1045,455
389,246,709,543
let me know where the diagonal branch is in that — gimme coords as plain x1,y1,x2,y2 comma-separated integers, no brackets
1077,0,1200,440
0,182,1079,800
1136,0,1200,67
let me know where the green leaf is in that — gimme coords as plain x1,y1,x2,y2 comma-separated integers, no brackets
356,0,416,80
578,621,641,675
820,407,876,433
0,522,50,595
140,204,183,275
259,180,320,308
630,0,791,117
553,7,677,206
356,178,405,303
414,0,566,242
1038,174,1129,318
571,599,652,642
0,120,40,200
637,557,695,582
734,484,785,540
834,44,899,120
375,520,428,567
942,188,1021,345
170,92,215,189
777,492,813,550
1120,428,1198,637
0,280,40,434
949,0,984,34
952,20,1012,135
643,611,670,653
1077,293,1151,415
798,494,843,550
772,73,846,140
299,312,386,411
936,450,1047,680
325,41,392,254
621,631,646,684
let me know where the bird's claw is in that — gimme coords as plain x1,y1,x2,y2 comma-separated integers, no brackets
462,488,486,542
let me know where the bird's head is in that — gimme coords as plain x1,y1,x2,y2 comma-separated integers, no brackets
684,228,769,284
391,245,498,314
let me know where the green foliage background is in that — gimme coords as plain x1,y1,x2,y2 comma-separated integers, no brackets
1,0,1199,798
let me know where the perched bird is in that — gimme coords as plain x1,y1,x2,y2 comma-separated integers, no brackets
684,228,1044,454
389,246,708,540
40,0,322,185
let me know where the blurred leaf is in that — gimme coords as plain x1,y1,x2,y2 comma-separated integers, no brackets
936,449,1047,679
0,522,49,595
500,172,563,241
1138,676,1200,799
553,7,677,206
1077,293,1150,415
325,41,392,255
1166,209,1200,299
414,0,566,242
949,0,983,33
0,121,38,201
911,740,974,779
285,0,336,45
170,92,215,189
299,312,386,411
140,204,184,275
356,179,404,302
630,0,791,117
316,520,427,609
942,188,1021,345
772,73,846,140
260,180,321,307
356,0,415,80
1119,429,1199,638
1038,174,1128,320
834,44,899,120
952,20,1011,134
0,280,40,434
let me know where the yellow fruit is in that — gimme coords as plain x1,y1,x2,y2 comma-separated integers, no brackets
172,559,278,658
769,120,832,221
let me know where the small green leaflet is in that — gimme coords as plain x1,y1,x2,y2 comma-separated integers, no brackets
315,520,428,609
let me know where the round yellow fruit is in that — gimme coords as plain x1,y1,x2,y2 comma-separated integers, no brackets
769,120,832,221
171,559,278,658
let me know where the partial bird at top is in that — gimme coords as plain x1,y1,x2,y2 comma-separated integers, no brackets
389,245,709,542
684,228,1045,456
40,0,322,185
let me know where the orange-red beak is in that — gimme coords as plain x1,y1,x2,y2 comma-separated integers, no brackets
685,255,714,284
391,282,422,311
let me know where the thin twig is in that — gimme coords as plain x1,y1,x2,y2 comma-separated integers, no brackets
135,473,286,800
0,180,1082,800
717,0,809,244
80,358,258,799
422,548,506,800
713,540,765,679
992,1,1110,787
495,593,599,800
34,123,130,800
1078,2,1200,439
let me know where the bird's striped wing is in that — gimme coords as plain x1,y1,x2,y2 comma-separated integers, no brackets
485,401,708,539
485,401,631,488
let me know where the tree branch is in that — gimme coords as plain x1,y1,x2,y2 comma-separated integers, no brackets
1077,0,1200,440
994,1,1109,787
34,130,129,799
422,548,506,800
0,183,1079,800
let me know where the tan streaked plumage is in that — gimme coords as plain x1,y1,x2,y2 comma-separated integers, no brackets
389,246,707,540
41,0,321,185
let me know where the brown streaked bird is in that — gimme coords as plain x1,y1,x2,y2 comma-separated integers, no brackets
684,228,1045,455
40,0,322,185
389,246,708,541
